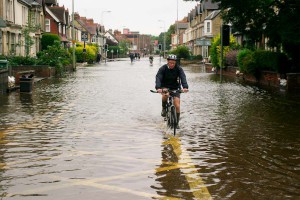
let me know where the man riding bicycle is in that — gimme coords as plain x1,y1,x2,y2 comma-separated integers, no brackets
155,54,189,129
149,55,154,64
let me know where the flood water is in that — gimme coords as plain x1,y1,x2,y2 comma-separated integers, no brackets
0,58,299,200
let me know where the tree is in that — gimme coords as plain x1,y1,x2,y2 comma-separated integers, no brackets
184,0,300,70
170,45,190,60
215,0,300,70
118,40,130,55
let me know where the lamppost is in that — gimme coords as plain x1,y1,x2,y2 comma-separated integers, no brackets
176,0,179,48
72,0,76,71
158,20,166,58
101,10,111,59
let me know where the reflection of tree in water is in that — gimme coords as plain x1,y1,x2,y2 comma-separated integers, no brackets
151,137,194,199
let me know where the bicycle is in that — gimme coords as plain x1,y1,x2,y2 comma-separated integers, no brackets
149,58,153,65
150,89,183,136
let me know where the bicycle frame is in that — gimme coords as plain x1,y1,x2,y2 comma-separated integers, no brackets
151,89,182,135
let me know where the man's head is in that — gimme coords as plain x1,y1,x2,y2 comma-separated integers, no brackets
167,54,177,69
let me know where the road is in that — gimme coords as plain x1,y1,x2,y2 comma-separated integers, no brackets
0,57,299,199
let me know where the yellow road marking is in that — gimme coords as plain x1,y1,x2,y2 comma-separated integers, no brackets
158,136,212,200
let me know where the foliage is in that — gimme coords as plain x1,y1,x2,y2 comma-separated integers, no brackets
169,45,190,60
7,56,37,66
237,49,289,78
237,49,255,74
210,34,239,68
71,43,97,63
36,41,70,76
189,55,203,60
253,50,289,73
118,40,130,55
22,21,40,56
41,33,61,50
225,50,239,66
107,46,121,56
213,0,300,71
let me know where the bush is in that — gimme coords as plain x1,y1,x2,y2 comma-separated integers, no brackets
237,49,255,73
36,41,71,76
253,50,289,73
210,34,240,68
225,50,239,66
72,44,97,63
8,56,37,66
189,55,203,60
237,49,289,79
169,45,190,60
41,33,60,51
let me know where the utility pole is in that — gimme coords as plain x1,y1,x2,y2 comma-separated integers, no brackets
72,0,76,71
158,20,166,58
177,0,179,48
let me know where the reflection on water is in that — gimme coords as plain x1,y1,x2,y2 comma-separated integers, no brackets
0,62,299,199
152,136,212,199
182,67,300,199
152,137,192,199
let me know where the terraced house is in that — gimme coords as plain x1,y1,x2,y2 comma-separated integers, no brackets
0,0,44,56
183,0,221,61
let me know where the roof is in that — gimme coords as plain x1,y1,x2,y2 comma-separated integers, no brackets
45,6,60,22
48,6,66,23
188,4,202,22
201,0,219,11
45,0,57,6
205,10,221,20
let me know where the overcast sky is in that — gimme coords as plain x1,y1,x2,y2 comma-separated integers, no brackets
58,0,198,36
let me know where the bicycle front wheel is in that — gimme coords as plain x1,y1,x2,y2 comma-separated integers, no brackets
170,106,177,136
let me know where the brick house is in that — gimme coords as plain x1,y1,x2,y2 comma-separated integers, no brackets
45,4,70,47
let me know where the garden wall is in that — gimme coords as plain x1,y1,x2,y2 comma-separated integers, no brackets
11,65,55,85
0,69,8,94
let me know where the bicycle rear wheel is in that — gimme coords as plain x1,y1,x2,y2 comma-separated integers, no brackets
170,106,177,136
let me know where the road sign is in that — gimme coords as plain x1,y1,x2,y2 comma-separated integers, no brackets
81,32,88,41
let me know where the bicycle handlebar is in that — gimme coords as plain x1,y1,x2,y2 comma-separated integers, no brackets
150,89,186,93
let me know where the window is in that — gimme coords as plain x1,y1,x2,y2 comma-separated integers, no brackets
202,46,209,58
58,23,61,34
92,35,96,43
45,19,50,32
6,0,13,22
206,22,211,33
6,32,10,52
22,6,26,25
11,33,16,54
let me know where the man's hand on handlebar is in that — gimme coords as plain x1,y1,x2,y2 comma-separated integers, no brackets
156,88,188,94
182,88,189,93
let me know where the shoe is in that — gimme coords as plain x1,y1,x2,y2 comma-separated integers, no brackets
176,124,180,129
161,109,166,117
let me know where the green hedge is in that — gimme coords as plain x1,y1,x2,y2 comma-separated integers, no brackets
7,56,36,66
237,49,289,77
169,45,190,60
41,33,60,51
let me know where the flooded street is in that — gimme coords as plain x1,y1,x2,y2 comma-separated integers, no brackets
0,57,299,199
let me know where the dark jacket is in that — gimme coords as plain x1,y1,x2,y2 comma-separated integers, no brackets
155,64,188,90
